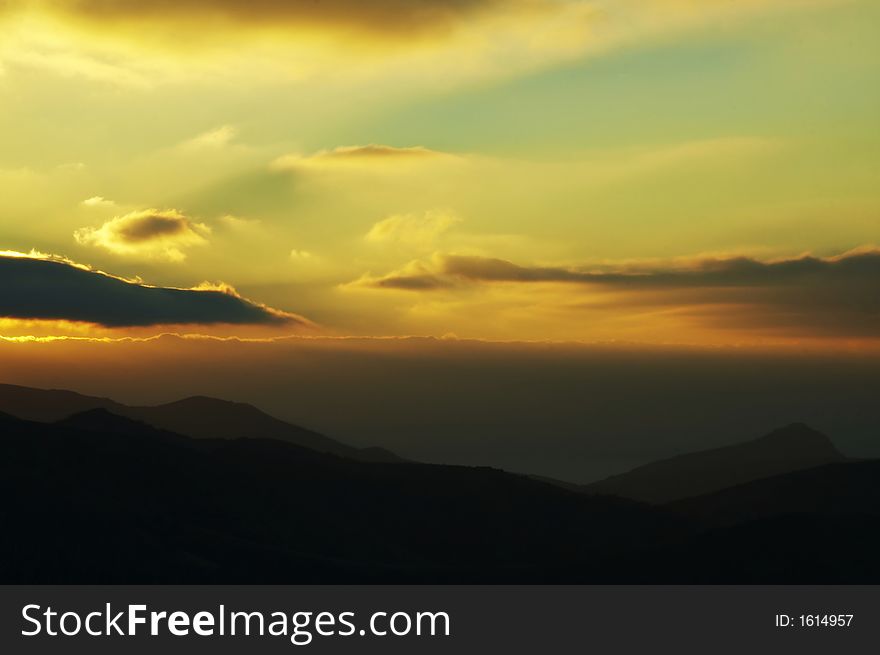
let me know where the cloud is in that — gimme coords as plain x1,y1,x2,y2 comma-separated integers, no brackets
217,214,260,230
313,145,445,161
14,0,842,41
178,125,238,152
0,0,845,90
271,145,452,172
366,210,462,247
0,252,304,327
80,195,116,208
25,0,519,37
0,1,596,87
75,209,210,261
352,253,592,289
357,257,454,290
352,248,880,338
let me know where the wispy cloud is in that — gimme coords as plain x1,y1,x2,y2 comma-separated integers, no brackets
0,0,846,90
366,210,462,248
271,145,454,172
178,125,239,152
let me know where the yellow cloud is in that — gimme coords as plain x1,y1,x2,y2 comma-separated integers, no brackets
26,0,523,37
271,145,455,172
289,249,315,261
0,0,846,90
178,125,239,152
366,210,462,248
74,208,210,261
80,195,116,208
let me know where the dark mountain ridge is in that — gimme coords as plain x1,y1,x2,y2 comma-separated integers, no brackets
583,423,846,503
0,410,683,583
668,459,880,525
2,384,878,583
0,383,399,463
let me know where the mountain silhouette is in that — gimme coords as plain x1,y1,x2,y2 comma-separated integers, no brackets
0,383,399,463
119,396,402,463
583,423,846,503
648,460,880,583
2,385,878,583
668,459,880,525
0,410,682,583
57,408,202,448
0,383,123,421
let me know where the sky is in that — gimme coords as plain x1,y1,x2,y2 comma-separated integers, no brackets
0,0,877,345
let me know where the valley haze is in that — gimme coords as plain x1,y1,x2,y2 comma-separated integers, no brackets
1,336,877,483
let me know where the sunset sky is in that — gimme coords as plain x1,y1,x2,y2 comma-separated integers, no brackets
1,0,878,346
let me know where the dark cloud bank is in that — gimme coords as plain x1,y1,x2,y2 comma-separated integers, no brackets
26,0,514,35
370,249,880,337
375,249,880,288
0,255,295,327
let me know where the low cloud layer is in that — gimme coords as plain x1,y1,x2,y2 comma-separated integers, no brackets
355,248,880,338
0,253,300,327
75,209,209,261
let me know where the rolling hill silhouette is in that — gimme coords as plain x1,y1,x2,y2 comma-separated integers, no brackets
0,410,684,583
1,385,878,583
583,423,846,503
0,383,399,463
668,459,880,525
649,461,880,583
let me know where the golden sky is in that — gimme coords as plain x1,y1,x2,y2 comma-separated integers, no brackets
1,0,878,346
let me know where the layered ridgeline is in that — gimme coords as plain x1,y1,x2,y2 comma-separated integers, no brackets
0,409,679,583
0,383,399,463
582,423,847,503
1,384,878,583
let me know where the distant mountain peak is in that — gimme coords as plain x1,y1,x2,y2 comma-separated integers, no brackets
583,423,846,504
750,423,843,458
0,383,401,463
0,383,122,422
763,422,824,438
148,395,274,419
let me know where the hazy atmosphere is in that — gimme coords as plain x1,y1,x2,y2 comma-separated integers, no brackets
2,336,877,481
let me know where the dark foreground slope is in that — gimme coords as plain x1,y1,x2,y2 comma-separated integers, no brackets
2,408,878,583
0,383,399,463
583,423,845,503
657,460,880,582
669,459,880,525
0,411,680,583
